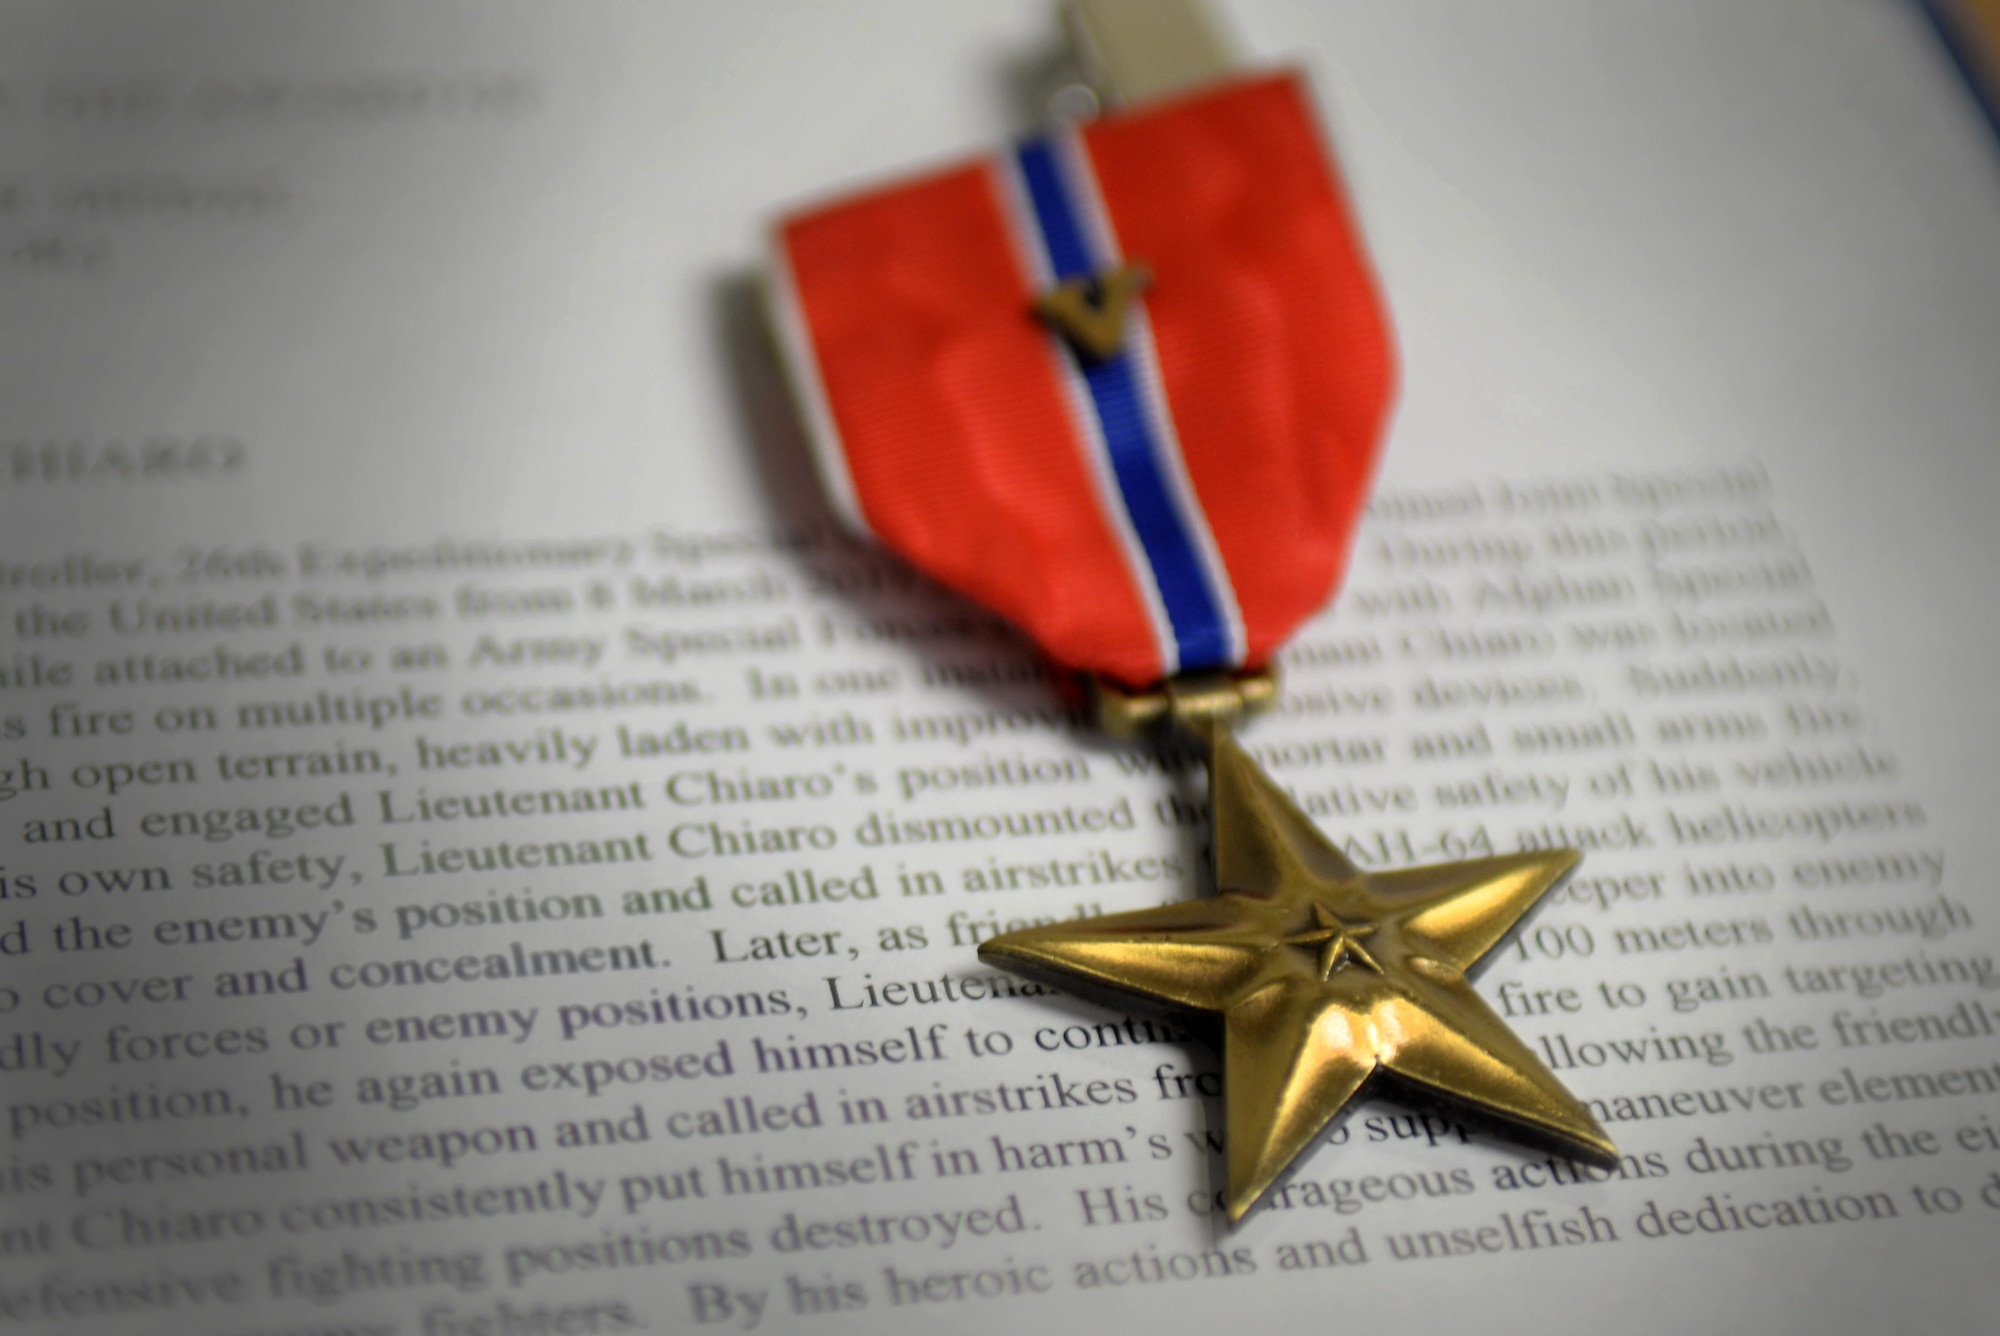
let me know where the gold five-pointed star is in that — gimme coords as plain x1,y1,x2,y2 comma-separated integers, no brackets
978,727,1618,1221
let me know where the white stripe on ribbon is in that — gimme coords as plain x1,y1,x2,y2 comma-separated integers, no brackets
1049,127,1247,670
766,235,872,537
991,149,1182,676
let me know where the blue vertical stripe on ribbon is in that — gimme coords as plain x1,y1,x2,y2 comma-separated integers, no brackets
1014,136,1233,674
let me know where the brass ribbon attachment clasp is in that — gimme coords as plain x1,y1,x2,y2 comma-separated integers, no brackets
1088,666,1277,744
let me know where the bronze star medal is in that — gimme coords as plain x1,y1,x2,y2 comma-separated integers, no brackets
769,0,1616,1224
981,700,1618,1221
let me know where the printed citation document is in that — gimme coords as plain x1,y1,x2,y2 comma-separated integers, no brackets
1,2,1997,1333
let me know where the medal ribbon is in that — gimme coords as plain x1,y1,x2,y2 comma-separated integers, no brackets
773,72,1396,688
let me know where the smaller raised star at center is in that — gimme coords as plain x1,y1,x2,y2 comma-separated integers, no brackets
1278,904,1383,981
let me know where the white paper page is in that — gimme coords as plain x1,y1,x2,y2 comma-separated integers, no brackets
1,2,1997,1333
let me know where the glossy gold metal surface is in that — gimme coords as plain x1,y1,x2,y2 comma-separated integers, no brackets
1036,261,1153,360
979,714,1617,1222
1090,667,1276,740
